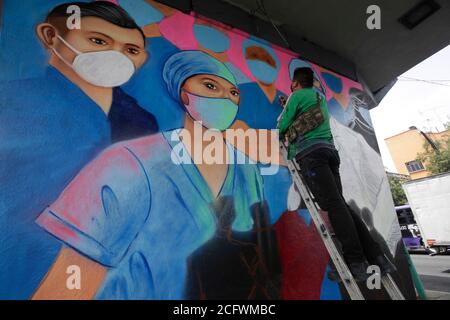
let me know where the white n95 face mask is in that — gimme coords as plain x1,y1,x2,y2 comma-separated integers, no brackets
52,35,136,88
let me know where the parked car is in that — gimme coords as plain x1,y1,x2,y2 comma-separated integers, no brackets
395,205,424,252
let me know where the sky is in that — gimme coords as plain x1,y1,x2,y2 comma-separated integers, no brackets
370,45,450,173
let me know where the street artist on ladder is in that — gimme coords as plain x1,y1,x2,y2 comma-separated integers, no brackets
277,67,396,282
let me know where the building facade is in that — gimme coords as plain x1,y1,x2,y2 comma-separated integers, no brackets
385,128,449,179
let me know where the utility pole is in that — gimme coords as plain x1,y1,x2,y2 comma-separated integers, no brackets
409,126,440,152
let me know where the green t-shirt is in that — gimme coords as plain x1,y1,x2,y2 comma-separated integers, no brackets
278,88,334,159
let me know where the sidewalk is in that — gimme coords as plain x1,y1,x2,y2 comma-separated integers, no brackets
425,290,450,300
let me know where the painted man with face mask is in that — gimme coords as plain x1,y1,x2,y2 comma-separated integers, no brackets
0,1,158,299
32,50,282,300
235,38,286,130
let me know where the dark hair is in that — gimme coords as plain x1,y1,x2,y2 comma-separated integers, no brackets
293,67,314,88
46,1,145,42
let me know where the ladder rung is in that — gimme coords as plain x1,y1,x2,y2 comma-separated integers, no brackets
280,141,404,300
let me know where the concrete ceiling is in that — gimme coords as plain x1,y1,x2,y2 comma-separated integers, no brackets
220,0,450,93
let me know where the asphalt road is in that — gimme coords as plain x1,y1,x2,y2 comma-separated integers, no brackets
411,254,450,293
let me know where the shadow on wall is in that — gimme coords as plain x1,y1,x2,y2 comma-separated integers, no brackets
186,196,282,300
348,200,417,299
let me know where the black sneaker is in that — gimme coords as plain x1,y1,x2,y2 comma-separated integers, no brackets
328,261,370,283
348,261,371,282
371,254,397,275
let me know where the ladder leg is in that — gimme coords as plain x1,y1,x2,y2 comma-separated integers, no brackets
280,141,405,300
280,142,365,300
382,274,405,300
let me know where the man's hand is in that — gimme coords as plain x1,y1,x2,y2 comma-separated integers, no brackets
279,95,287,108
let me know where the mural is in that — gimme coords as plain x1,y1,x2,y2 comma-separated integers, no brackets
0,0,416,300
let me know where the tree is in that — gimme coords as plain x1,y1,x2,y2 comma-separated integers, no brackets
417,133,450,175
444,121,450,130
387,174,408,206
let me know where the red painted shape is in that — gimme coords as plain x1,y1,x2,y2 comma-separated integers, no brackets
274,211,330,300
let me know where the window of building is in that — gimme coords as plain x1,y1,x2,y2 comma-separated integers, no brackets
405,160,425,173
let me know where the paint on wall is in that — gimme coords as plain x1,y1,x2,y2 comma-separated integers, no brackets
0,0,416,299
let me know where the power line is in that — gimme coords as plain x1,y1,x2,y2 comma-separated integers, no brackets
397,76,450,87
399,76,450,82
256,0,292,50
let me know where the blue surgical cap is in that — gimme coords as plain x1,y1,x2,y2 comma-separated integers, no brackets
162,51,237,102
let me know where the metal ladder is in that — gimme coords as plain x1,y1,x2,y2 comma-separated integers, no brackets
280,142,405,300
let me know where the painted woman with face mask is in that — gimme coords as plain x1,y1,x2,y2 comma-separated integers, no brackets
0,1,159,300
33,51,282,300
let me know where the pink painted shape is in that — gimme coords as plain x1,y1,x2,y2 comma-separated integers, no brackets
226,30,255,83
342,76,363,94
36,212,79,245
338,77,363,108
97,0,119,4
47,145,142,230
272,48,296,95
121,134,170,163
309,63,334,101
159,12,199,50
316,68,363,107
158,9,365,105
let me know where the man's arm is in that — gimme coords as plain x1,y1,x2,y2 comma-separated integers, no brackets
32,247,106,300
278,93,300,135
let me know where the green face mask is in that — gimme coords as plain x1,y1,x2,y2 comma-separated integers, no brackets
183,90,238,131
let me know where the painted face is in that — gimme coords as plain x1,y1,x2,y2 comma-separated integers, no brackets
245,46,278,84
45,17,147,87
181,74,240,131
193,23,230,53
289,59,326,95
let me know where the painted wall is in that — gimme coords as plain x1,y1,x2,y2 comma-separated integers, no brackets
0,0,416,299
